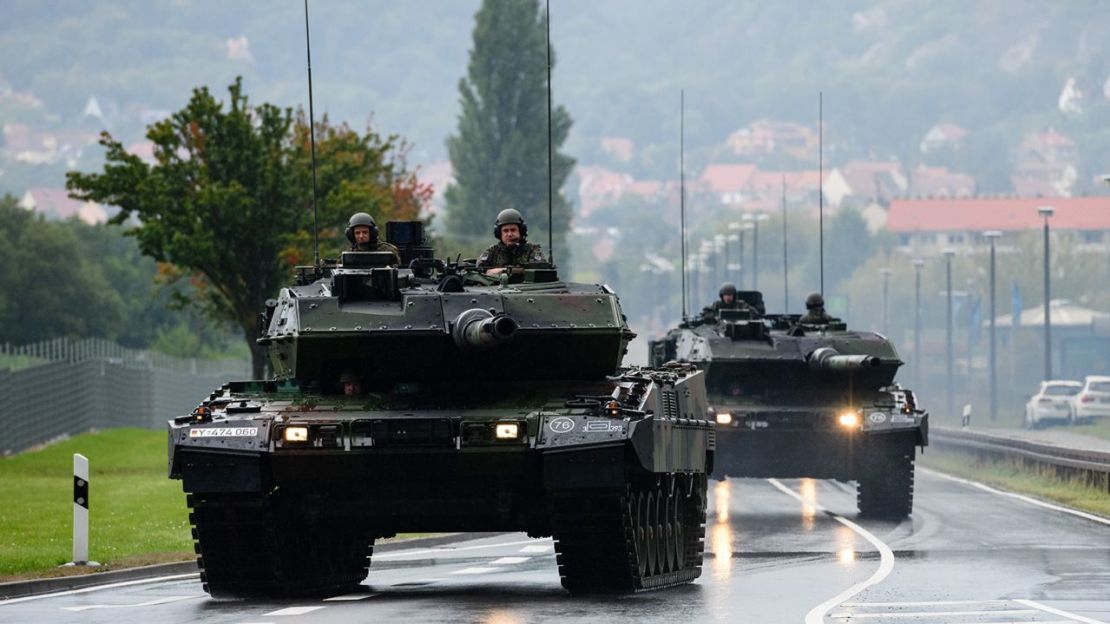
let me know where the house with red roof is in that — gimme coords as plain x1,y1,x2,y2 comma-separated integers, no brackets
907,165,976,199
1012,129,1078,197
919,123,968,153
699,164,757,205
726,120,817,160
886,196,1110,255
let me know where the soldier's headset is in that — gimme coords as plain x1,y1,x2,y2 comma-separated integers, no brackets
493,221,528,240
345,221,379,245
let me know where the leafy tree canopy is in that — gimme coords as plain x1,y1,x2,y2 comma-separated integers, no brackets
66,78,427,376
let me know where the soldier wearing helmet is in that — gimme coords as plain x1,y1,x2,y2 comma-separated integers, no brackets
476,208,547,275
799,292,832,324
702,281,751,322
338,369,361,396
345,212,400,265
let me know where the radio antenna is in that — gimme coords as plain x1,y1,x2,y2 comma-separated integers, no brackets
680,90,688,322
782,175,789,314
304,0,320,268
818,91,824,297
545,0,554,265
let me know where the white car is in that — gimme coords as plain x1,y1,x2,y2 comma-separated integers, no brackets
1024,380,1081,428
1073,375,1110,422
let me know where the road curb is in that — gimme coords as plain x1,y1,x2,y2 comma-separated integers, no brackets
0,532,512,601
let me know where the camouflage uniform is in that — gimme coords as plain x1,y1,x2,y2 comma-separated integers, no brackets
476,241,546,269
351,240,402,266
799,310,832,324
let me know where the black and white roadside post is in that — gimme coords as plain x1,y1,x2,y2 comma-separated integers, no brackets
983,230,1001,422
1037,205,1054,381
879,267,893,335
913,258,925,390
66,453,99,566
943,248,956,421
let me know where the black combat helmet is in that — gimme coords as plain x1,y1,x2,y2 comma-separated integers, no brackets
719,282,738,301
345,212,379,245
805,292,825,310
493,208,528,239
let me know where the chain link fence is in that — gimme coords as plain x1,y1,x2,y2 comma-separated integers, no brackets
1,338,249,455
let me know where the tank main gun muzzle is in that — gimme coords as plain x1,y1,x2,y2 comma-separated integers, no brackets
806,347,880,371
452,308,519,350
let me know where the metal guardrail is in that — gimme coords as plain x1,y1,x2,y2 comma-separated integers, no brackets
930,426,1110,494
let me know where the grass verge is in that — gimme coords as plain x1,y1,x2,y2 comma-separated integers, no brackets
920,447,1110,518
0,428,193,581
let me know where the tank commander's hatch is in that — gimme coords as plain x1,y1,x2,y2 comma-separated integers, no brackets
341,251,395,268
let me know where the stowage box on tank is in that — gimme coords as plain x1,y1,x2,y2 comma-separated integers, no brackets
169,223,714,597
649,291,927,518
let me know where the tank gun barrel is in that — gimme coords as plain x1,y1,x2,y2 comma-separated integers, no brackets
806,347,880,371
452,308,519,350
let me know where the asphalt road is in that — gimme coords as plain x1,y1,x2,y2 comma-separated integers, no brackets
2,469,1108,624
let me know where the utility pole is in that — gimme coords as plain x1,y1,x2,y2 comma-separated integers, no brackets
983,230,1001,421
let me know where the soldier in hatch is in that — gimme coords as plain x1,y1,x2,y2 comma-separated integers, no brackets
338,369,362,396
799,292,833,324
345,212,401,265
476,209,547,275
702,282,751,322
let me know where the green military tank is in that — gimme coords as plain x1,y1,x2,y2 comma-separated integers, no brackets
169,222,713,597
649,290,927,518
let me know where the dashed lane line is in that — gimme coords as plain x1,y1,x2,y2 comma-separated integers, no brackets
373,538,544,560
323,592,379,601
830,609,1041,619
264,606,326,616
919,466,1110,527
767,478,896,624
490,557,531,565
519,545,553,554
840,600,1013,607
1015,598,1109,624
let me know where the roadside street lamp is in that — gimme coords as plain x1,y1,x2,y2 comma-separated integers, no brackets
982,230,1002,422
913,259,925,390
727,222,742,283
1037,206,1054,381
748,212,769,291
942,248,956,420
737,221,754,289
879,267,893,335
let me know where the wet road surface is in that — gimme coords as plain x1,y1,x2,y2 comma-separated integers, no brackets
3,469,1108,623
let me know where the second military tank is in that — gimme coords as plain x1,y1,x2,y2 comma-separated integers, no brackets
169,222,713,597
650,290,927,518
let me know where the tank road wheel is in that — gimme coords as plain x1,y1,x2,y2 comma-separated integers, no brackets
188,492,372,598
551,473,708,593
856,452,916,519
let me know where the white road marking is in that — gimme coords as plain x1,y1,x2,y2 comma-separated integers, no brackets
1015,598,1110,624
450,567,499,575
489,557,530,565
61,595,202,611
323,592,379,601
767,479,896,624
841,600,1013,607
519,545,553,554
0,573,198,606
373,538,544,560
265,606,326,616
830,609,1040,619
919,467,1110,527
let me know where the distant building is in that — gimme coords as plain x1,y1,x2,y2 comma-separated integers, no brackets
907,165,976,199
726,120,817,160
919,122,968,153
835,160,907,206
1012,129,1078,197
699,164,757,205
600,137,634,163
19,188,107,224
887,196,1110,255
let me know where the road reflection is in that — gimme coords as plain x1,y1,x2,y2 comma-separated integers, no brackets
835,525,857,566
798,478,818,532
710,480,733,579
481,610,525,624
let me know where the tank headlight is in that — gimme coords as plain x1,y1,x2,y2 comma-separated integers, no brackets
495,422,520,439
283,426,310,443
837,412,860,428
716,412,732,425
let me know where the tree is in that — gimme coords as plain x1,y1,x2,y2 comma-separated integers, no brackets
67,78,427,377
444,0,575,264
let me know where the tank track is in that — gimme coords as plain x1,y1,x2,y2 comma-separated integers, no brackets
551,473,707,593
856,452,915,519
187,491,373,598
